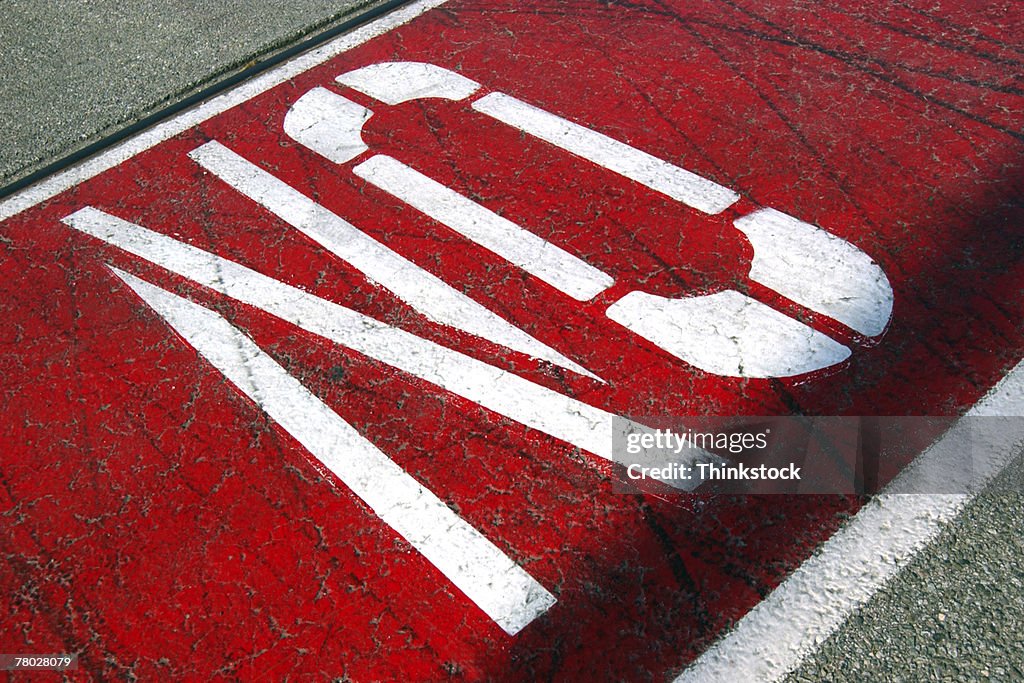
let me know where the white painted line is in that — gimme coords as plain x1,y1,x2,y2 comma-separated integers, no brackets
62,207,618,460
472,92,739,215
675,358,1024,682
734,208,894,337
353,154,615,301
337,61,480,104
283,87,372,164
0,0,452,222
110,267,555,635
607,289,850,378
188,141,598,380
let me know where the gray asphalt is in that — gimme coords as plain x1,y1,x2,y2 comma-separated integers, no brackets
2,2,1022,681
0,0,384,188
787,454,1024,683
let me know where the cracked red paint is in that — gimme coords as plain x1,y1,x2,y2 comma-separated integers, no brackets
1,0,1022,680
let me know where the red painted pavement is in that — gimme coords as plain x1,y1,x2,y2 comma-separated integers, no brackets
2,0,1022,679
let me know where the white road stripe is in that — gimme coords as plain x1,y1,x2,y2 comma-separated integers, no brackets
188,140,598,380
336,61,481,104
0,0,452,223
353,154,614,301
110,267,555,635
606,289,850,378
62,207,617,460
675,359,1024,682
283,87,372,164
472,92,739,215
733,208,894,337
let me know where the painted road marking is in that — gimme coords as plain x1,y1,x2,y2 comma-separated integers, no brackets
3,0,1021,679
677,358,1024,682
188,140,598,379
61,207,618,460
330,59,740,214
0,0,451,223
110,267,556,635
337,60,481,104
471,92,740,215
282,87,373,164
62,204,711,634
352,154,615,301
294,59,893,377
734,209,893,337
606,289,851,378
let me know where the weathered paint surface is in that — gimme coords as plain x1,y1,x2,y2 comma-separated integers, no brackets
1,0,1021,679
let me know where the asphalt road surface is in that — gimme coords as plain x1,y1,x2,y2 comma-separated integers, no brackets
788,454,1024,682
0,0,385,188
